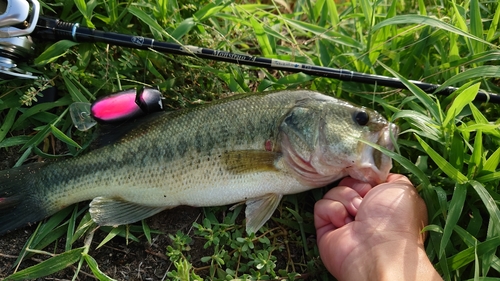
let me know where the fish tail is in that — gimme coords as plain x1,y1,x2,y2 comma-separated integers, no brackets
0,163,51,235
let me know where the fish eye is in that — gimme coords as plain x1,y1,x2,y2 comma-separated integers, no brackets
354,111,369,126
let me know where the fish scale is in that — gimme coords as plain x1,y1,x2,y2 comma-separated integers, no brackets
0,90,398,234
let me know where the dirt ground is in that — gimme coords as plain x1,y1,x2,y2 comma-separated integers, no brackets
0,200,319,281
0,205,207,280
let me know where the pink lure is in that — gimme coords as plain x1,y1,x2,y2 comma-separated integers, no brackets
91,88,163,123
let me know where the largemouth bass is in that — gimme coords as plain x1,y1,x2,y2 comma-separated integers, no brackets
0,90,398,235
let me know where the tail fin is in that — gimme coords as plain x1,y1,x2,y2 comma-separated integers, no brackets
0,163,50,235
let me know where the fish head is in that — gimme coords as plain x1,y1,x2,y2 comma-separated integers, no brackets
279,93,398,187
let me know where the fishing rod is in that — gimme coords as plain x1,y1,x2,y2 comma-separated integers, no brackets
0,0,499,103
31,16,500,104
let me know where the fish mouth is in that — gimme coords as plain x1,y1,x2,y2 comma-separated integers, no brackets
374,123,399,167
347,123,399,185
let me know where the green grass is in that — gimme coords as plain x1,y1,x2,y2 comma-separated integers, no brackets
1,0,500,280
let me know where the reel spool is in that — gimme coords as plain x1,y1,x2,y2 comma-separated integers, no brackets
0,36,35,79
0,0,39,79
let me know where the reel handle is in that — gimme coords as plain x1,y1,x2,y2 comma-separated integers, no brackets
0,0,39,37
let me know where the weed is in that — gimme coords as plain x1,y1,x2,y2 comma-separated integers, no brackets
0,0,499,280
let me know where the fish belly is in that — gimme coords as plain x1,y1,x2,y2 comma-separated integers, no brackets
64,157,310,208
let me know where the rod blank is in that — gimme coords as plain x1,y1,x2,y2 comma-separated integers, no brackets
33,16,500,104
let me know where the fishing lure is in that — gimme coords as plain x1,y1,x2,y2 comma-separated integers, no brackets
70,88,163,131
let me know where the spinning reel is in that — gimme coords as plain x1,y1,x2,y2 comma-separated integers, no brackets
0,0,38,79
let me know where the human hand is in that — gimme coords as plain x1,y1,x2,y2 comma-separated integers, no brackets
314,174,442,281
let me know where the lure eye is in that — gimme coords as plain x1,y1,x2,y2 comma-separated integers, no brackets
354,111,369,126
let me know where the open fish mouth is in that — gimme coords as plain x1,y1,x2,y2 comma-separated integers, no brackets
347,123,399,185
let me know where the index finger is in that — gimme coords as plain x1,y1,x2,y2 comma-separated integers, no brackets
385,174,413,186
337,177,372,197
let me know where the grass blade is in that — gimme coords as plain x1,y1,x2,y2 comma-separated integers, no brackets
128,6,170,40
0,107,17,143
74,0,95,28
469,0,484,55
96,227,122,249
142,220,152,245
415,135,468,184
12,96,72,130
325,0,339,26
393,110,440,141
83,254,117,281
372,14,494,47
468,130,483,178
442,236,500,272
34,40,79,66
5,248,85,281
476,172,500,183
483,147,500,173
483,218,499,276
170,18,196,41
379,62,442,123
251,17,273,56
193,1,227,22
486,1,500,42
282,18,364,49
0,136,31,149
63,76,89,103
442,83,480,128
50,124,82,149
469,180,500,235
436,66,500,92
440,183,467,258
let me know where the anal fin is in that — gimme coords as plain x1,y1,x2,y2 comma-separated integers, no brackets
89,197,166,227
245,193,282,234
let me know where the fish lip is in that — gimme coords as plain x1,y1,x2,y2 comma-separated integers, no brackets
379,123,399,151
347,122,399,185
374,122,399,181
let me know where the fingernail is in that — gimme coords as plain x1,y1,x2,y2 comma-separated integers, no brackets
345,217,353,224
353,197,362,209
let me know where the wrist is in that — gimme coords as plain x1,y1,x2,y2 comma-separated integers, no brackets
337,237,442,281
373,240,443,281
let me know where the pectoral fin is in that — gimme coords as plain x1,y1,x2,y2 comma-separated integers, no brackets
89,197,166,227
245,193,282,234
222,150,279,174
